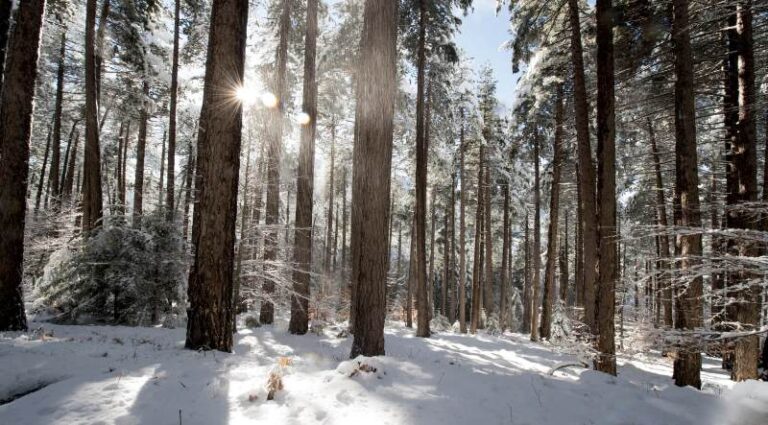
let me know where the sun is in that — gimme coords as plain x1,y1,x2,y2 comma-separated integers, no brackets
235,86,260,106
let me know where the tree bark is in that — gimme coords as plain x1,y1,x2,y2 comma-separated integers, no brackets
49,31,66,206
541,85,564,341
34,125,52,214
648,118,673,327
484,143,494,317
259,0,291,325
567,0,598,332
458,108,467,333
82,0,104,234
349,0,399,358
595,0,617,375
470,146,484,334
289,0,318,335
0,0,46,331
671,0,703,389
185,0,248,352
166,0,181,221
500,177,510,329
132,80,149,228
530,129,542,342
523,212,531,332
413,0,430,338
729,0,759,382
0,0,13,91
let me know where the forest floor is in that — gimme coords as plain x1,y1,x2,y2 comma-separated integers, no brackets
1,317,766,425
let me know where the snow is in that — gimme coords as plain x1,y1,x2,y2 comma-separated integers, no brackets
1,319,766,425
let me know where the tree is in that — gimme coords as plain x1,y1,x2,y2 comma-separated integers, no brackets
595,0,617,375
671,0,703,389
540,84,564,340
166,0,181,220
289,0,319,335
49,30,67,207
260,0,291,325
0,0,46,331
185,0,248,352
530,127,541,342
349,0,399,358
82,0,104,233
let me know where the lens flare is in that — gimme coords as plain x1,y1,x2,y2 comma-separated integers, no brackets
235,86,259,106
297,112,311,125
261,92,278,108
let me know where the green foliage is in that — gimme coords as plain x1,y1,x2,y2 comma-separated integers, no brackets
36,212,187,325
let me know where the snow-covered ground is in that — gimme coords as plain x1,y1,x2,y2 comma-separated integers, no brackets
1,318,766,425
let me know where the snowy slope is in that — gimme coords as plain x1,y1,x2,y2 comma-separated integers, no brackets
0,319,765,425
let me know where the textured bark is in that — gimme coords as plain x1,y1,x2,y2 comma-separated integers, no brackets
428,187,436,321
289,0,318,335
341,166,348,282
132,80,149,228
595,0,617,375
442,208,450,317
82,0,104,234
449,171,457,323
62,126,80,199
541,85,564,341
483,144,494,317
34,125,52,213
559,215,569,303
414,0,430,338
185,0,248,352
470,146,485,334
325,124,336,274
500,180,510,329
523,213,531,332
0,0,13,90
158,131,166,208
406,217,415,328
260,0,291,325
530,130,542,342
730,0,759,382
458,109,467,333
349,0,398,357
182,140,195,240
648,119,673,327
49,31,66,205
118,121,129,208
166,0,181,220
0,0,46,331
575,160,584,307
567,0,598,331
671,0,703,389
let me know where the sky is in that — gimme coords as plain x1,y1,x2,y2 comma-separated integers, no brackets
454,0,520,107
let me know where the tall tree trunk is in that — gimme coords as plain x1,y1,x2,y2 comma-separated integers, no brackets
523,212,531,332
182,140,195,240
49,31,66,206
560,214,569,303
648,118,673,327
234,138,253,321
449,171,457,323
260,0,291,325
349,0,399,358
428,187,436,321
531,129,541,342
325,124,335,274
442,208,449,317
595,0,617,375
567,0,598,332
166,0,180,220
671,0,704,389
458,109,467,333
63,127,80,199
406,217,415,328
95,0,110,104
470,145,485,334
185,0,248,352
541,85,564,340
484,144,494,317
118,121,129,209
158,130,166,209
288,0,318,335
414,0,430,338
82,0,103,234
730,0,759,382
500,178,510,329
132,80,149,228
34,125,52,213
60,120,79,195
575,160,584,307
0,0,46,331
341,166,348,282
